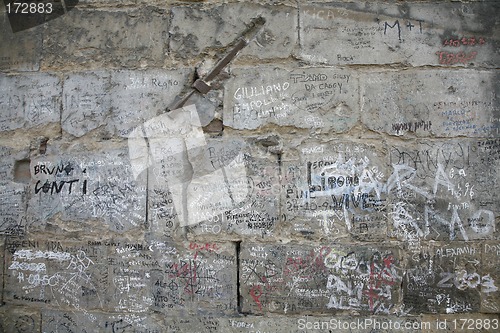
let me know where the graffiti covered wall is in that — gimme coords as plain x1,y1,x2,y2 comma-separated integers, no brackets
0,0,499,332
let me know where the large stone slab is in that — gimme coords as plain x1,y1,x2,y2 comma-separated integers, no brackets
4,238,108,309
170,3,297,60
224,67,358,131
0,306,41,333
0,6,41,71
361,70,499,137
28,146,147,233
482,242,500,313
386,139,499,245
148,136,281,239
42,309,165,333
298,2,499,67
62,71,112,137
240,243,402,315
404,242,483,314
5,239,237,315
149,241,237,315
43,7,168,68
0,241,3,304
0,183,27,237
62,69,190,137
188,138,280,238
129,102,281,238
0,146,28,236
109,69,191,137
281,140,388,241
162,315,423,333
0,73,61,132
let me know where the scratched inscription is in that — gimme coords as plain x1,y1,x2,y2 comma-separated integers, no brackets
387,139,498,247
282,140,387,241
299,2,499,67
224,67,358,131
0,73,61,132
404,243,485,314
28,147,147,233
240,243,402,315
362,70,498,137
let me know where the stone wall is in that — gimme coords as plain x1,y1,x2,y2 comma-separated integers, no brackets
0,1,499,332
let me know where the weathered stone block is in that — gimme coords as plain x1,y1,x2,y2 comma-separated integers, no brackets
361,70,499,137
42,309,166,333
240,243,402,315
63,69,191,138
4,238,108,310
0,73,61,132
109,69,191,137
0,146,28,237
281,140,388,241
5,239,237,315
43,7,168,68
62,71,112,137
404,242,482,314
0,241,3,304
162,315,423,333
140,107,281,238
224,67,358,131
386,140,498,244
0,306,41,333
185,138,280,238
299,2,499,67
170,3,297,60
0,9,41,71
0,183,27,237
482,242,500,313
28,146,147,233
149,241,237,315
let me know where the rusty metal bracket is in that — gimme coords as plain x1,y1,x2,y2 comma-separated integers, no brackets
168,16,266,111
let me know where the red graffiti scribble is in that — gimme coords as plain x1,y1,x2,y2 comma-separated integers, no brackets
366,255,398,312
249,285,263,311
443,37,486,47
436,51,477,65
189,242,219,252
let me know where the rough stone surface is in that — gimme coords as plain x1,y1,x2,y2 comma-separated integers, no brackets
404,242,482,314
0,146,29,236
0,306,41,333
361,70,499,137
43,7,168,69
0,73,61,132
170,3,297,60
0,0,499,331
109,69,191,137
27,146,147,233
281,140,388,241
146,134,281,239
240,243,402,315
224,67,358,131
298,2,500,67
386,139,498,244
5,239,237,315
62,69,191,138
62,71,113,137
0,11,41,72
482,242,500,313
